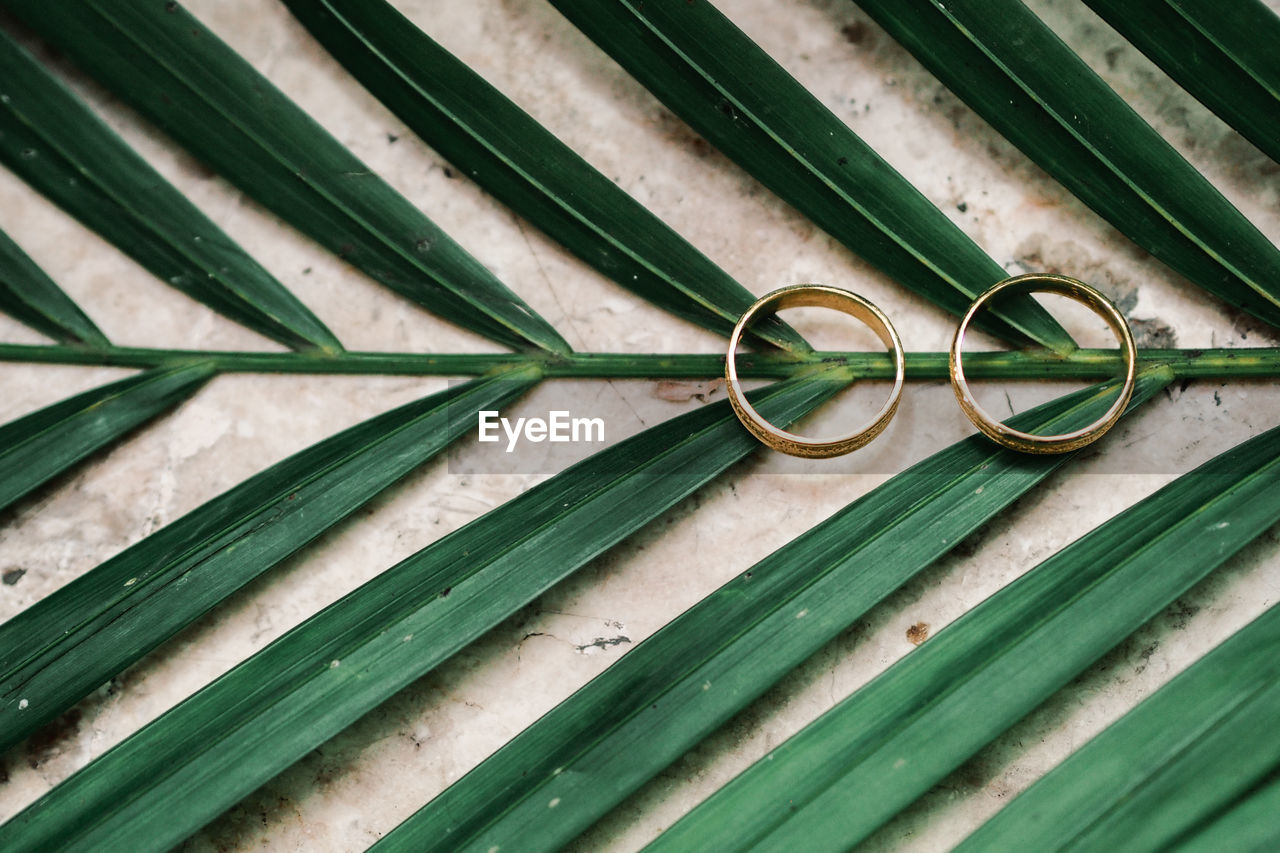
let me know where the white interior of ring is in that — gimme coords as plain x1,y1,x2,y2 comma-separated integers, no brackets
727,286,906,449
952,278,1137,444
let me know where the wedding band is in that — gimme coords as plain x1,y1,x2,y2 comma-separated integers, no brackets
726,284,905,458
950,274,1136,454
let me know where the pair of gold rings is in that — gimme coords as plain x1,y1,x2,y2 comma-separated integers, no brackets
725,273,1138,458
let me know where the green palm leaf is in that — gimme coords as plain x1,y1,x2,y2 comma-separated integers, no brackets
0,373,845,852
854,0,1280,330
648,420,1280,852
1084,0,1280,165
0,0,568,353
0,368,537,753
959,602,1280,851
373,369,1170,853
0,364,212,513
547,0,1073,351
281,0,807,352
0,2,1276,850
0,227,106,346
0,28,339,353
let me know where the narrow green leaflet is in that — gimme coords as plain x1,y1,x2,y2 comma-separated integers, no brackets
374,369,1172,853
548,0,1072,351
1084,0,1280,165
283,0,807,353
1174,773,1280,853
960,603,1280,852
0,228,106,346
854,0,1280,330
0,372,846,852
648,420,1280,852
0,368,538,753
0,29,338,353
0,364,212,513
0,1,568,354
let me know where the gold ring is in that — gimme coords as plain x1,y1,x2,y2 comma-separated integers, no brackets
950,273,1137,454
726,284,905,458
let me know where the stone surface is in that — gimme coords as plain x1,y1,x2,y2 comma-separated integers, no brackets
0,0,1277,850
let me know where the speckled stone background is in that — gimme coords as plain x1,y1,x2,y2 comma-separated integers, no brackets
1,0,1278,850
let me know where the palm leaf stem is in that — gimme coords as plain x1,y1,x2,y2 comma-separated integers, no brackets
0,344,1276,380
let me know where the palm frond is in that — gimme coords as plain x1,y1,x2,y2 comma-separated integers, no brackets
282,0,808,352
1173,772,1280,852
0,364,212,512
0,1,1276,850
1083,0,1280,165
0,0,568,353
648,421,1280,851
0,227,106,346
0,368,537,752
0,26,343,353
547,0,1074,351
372,369,1171,852
854,0,1280,329
959,601,1280,851
0,373,846,851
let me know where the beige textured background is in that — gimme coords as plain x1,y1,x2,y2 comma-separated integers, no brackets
1,0,1278,850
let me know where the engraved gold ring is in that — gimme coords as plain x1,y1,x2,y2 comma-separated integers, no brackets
950,273,1136,454
725,284,905,458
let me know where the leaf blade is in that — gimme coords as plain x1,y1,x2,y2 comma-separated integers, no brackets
0,0,569,353
547,0,1074,351
0,372,848,852
0,367,539,753
648,419,1280,852
1173,773,1280,853
0,28,339,353
282,0,807,352
0,227,107,346
372,369,1173,853
1083,0,1280,165
958,603,1280,852
855,0,1280,330
0,363,213,513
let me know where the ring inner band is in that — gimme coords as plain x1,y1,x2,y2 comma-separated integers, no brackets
949,274,1137,454
726,285,905,459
